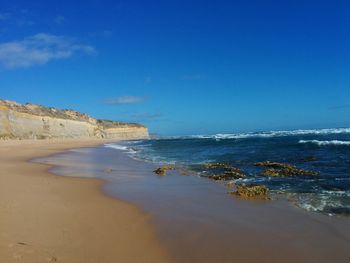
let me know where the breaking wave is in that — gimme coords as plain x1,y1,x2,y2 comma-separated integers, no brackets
299,140,350,146
185,128,350,140
104,143,129,150
104,143,137,154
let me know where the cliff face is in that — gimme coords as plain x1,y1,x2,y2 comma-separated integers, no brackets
0,100,149,140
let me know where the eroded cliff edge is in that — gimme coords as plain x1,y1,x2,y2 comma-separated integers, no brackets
0,99,149,140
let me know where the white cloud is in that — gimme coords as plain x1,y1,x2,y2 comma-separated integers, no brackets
0,33,96,69
105,96,148,105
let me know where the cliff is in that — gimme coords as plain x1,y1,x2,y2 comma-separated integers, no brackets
0,99,149,140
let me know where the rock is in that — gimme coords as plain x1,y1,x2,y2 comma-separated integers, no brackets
261,169,281,177
255,161,296,170
204,162,230,169
230,184,269,198
261,167,319,177
208,170,245,180
153,165,176,176
256,160,319,177
203,162,246,181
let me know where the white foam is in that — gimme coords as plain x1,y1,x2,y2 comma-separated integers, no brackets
298,140,350,146
104,143,129,151
187,128,350,140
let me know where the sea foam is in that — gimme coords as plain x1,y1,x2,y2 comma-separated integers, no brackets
187,128,350,140
104,143,129,150
298,140,350,146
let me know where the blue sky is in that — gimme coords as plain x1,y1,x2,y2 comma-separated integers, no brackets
0,0,349,135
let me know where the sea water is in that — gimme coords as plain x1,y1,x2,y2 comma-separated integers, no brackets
106,128,350,216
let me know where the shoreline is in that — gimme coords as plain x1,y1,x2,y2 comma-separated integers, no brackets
40,141,350,263
0,139,174,263
2,139,350,263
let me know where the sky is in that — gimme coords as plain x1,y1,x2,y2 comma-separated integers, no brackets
0,0,349,135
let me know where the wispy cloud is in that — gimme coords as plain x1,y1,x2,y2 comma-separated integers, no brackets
54,15,65,25
0,33,96,69
105,96,148,105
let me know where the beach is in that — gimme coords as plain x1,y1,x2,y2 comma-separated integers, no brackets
1,0,348,261
0,139,174,263
37,140,350,263
1,139,350,263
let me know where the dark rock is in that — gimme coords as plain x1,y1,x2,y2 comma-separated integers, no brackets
153,165,176,176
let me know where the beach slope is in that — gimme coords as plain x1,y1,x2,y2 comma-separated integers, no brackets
0,139,173,263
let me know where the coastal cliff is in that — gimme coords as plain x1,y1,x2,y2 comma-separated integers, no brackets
0,100,149,140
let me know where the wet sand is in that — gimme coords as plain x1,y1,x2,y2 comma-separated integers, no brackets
0,139,174,263
40,145,350,263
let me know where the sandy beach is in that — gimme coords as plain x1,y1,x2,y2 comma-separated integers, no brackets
0,139,174,263
1,139,350,263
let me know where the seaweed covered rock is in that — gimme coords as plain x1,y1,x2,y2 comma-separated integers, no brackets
262,168,319,177
204,163,230,169
203,162,246,181
255,161,319,177
255,161,296,170
208,169,245,180
230,184,269,199
153,165,176,176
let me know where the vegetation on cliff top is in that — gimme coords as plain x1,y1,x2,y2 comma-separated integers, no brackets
0,99,145,128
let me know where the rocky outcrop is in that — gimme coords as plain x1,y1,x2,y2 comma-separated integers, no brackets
0,99,149,140
153,166,176,176
255,161,319,177
230,184,269,199
201,162,246,180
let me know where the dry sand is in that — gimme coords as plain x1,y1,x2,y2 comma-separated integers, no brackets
0,139,174,263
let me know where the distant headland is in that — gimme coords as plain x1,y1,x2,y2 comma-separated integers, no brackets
0,99,149,140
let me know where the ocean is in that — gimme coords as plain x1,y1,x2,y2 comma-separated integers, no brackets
106,128,350,216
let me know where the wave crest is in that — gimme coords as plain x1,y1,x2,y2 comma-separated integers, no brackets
298,140,350,146
104,143,128,150
186,128,350,140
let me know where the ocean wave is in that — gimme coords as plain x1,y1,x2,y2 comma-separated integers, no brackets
104,143,129,150
298,140,350,146
292,193,350,215
183,128,350,140
104,143,138,155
